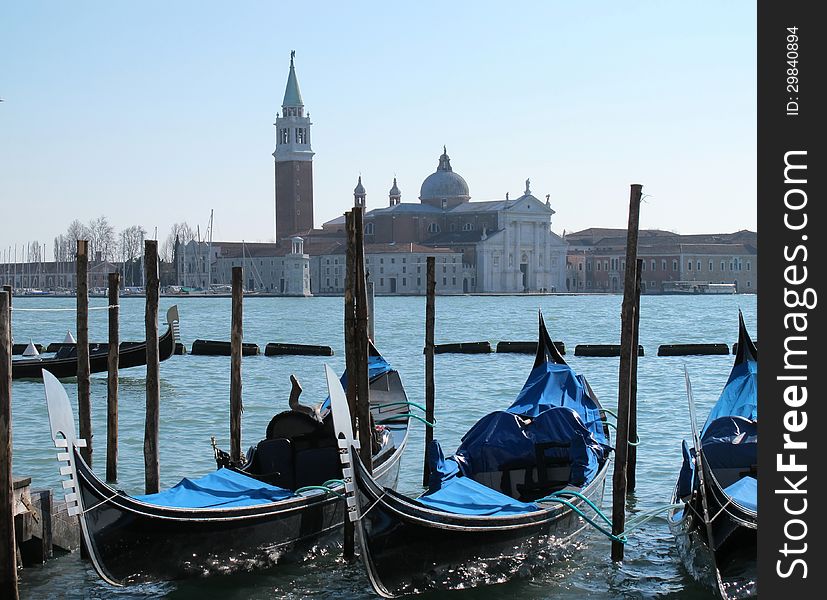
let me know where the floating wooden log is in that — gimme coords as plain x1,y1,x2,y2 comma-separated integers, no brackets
657,343,729,356
496,340,566,355
732,341,757,355
575,344,644,357
191,339,260,356
12,343,45,355
427,341,492,354
264,343,333,356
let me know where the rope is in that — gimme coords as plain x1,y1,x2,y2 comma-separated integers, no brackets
295,484,344,498
354,489,387,521
376,413,435,427
536,490,626,543
600,421,641,446
80,490,122,515
11,304,120,312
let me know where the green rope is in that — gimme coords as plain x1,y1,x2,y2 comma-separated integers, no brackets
601,408,619,420
377,413,435,427
623,503,686,533
294,484,344,498
322,479,345,488
601,421,641,446
535,490,626,544
374,401,428,413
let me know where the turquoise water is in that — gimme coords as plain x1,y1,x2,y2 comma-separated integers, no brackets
9,294,756,599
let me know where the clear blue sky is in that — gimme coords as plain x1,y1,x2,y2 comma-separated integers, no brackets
1,1,756,258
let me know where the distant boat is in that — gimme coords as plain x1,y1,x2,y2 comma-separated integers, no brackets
667,312,757,598
661,281,737,295
12,306,180,379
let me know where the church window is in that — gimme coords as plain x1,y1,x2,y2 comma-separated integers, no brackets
463,223,473,231
673,260,678,271
380,258,384,264
662,259,667,270
365,223,374,235
597,262,601,272
402,266,406,273
697,260,702,271
427,223,440,234
746,261,751,271
688,261,692,271
402,278,407,286
651,260,656,271
721,260,725,271
709,260,714,271
493,255,499,267
441,199,447,209
578,263,583,271
296,128,304,143
442,277,447,286
391,258,395,264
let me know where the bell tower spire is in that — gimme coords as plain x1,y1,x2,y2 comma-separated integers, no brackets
274,50,315,242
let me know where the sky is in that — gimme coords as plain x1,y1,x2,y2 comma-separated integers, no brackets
1,1,757,260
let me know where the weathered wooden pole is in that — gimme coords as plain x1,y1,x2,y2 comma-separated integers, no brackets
366,277,375,342
230,266,244,464
353,207,372,474
611,184,643,561
626,258,643,492
0,290,19,600
143,240,160,494
76,240,92,466
422,256,436,486
342,210,357,559
106,272,120,483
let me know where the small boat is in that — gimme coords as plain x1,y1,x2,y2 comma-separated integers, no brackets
43,343,411,586
332,312,613,597
13,305,180,380
668,311,757,599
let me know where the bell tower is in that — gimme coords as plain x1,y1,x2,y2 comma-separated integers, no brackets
274,51,315,242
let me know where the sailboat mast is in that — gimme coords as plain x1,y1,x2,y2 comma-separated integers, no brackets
207,210,214,290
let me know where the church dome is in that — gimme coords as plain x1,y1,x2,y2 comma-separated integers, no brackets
419,147,470,205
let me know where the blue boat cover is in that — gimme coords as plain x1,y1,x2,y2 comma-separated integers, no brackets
701,416,757,471
506,362,608,447
453,406,604,486
134,468,295,508
418,440,540,516
676,440,696,499
723,476,757,512
702,358,757,434
320,353,393,413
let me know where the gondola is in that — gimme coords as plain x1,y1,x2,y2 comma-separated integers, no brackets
43,344,411,585
13,305,180,379
668,311,757,599
332,312,613,597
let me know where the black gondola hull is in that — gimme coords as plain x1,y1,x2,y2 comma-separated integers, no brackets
352,455,609,597
13,322,175,379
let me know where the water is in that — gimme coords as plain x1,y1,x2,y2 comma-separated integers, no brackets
9,293,756,599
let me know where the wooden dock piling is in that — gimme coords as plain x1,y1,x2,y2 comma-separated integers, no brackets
611,184,643,562
76,240,92,466
343,210,357,559
106,272,120,483
230,267,244,464
353,208,372,474
626,258,642,492
144,240,160,494
0,290,19,600
422,256,436,487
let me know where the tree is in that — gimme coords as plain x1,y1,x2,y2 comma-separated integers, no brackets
67,219,90,246
119,225,146,287
161,222,195,262
88,215,116,261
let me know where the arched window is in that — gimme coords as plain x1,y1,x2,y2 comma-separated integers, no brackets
673,260,678,271
463,223,473,231
427,222,440,234
365,222,374,235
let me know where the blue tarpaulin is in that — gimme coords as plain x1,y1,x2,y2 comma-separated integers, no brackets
702,358,757,434
418,440,540,516
723,476,757,512
134,468,295,508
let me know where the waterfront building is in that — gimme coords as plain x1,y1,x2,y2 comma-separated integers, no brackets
564,229,757,293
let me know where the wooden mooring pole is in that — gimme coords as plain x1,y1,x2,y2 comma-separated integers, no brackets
230,266,243,464
144,240,160,494
0,290,19,600
611,184,643,561
106,272,120,483
626,258,642,492
76,240,92,466
342,210,357,559
353,207,372,474
422,256,436,487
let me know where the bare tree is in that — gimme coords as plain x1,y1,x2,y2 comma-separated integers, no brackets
67,219,90,244
88,215,116,261
28,241,42,263
119,225,146,287
161,222,195,262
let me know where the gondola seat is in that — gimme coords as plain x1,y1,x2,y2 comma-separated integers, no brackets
248,438,295,489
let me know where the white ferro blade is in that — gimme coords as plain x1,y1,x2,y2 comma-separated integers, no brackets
323,364,360,522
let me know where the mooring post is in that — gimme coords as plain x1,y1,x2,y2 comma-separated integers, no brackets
76,240,92,466
353,207,373,474
366,276,375,342
0,290,19,600
342,210,357,559
230,266,244,464
144,240,160,494
611,184,643,561
626,258,643,492
422,256,436,487
106,272,120,483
